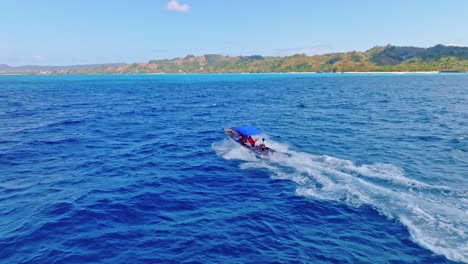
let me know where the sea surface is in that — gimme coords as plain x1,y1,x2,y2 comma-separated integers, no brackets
0,73,467,263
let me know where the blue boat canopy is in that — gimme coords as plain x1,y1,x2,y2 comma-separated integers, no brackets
234,126,262,136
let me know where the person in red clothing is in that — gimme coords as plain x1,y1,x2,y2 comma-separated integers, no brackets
247,136,257,147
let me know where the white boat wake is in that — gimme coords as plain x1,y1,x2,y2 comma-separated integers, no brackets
212,139,468,263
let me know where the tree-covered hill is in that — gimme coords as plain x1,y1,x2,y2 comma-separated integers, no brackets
85,44,466,74
2,45,467,74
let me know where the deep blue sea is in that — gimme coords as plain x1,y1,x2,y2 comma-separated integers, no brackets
1,73,467,263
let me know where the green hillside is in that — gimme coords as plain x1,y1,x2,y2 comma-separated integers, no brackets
4,44,466,74
83,44,467,74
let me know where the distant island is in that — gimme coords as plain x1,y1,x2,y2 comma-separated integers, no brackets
1,44,467,75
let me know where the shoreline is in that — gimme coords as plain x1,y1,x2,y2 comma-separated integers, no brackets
0,71,466,76
342,71,440,74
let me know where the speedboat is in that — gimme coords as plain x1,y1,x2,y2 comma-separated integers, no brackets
224,126,276,156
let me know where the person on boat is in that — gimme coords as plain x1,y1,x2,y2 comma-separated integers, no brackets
247,136,258,147
259,138,267,151
238,133,247,145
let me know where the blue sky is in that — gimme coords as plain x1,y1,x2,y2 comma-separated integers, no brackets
1,0,467,66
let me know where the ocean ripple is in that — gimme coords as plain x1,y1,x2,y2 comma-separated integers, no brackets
1,74,467,263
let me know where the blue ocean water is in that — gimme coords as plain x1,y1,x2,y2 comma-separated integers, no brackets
0,73,467,263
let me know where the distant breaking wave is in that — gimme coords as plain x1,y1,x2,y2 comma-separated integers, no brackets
213,139,468,263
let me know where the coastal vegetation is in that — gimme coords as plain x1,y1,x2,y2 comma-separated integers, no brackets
75,44,468,74
1,45,467,74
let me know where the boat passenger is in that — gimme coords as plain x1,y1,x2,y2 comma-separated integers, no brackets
247,136,257,147
239,134,247,145
260,138,266,151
